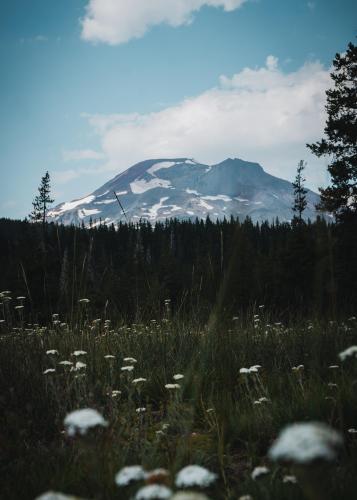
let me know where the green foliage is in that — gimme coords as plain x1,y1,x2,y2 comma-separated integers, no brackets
307,42,357,218
292,161,308,224
1,312,357,499
29,171,54,224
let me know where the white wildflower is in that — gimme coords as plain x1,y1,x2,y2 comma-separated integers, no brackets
121,365,134,372
111,390,122,397
124,357,137,364
135,484,172,499
268,422,343,463
104,355,115,359
239,368,250,374
46,349,59,355
348,428,357,434
64,408,107,436
59,361,73,366
329,365,339,369
175,465,217,488
35,492,85,500
165,383,181,390
339,345,357,361
14,305,24,310
171,493,210,500
238,496,253,500
283,475,297,484
72,350,87,356
43,368,56,375
136,407,146,413
133,378,147,384
78,298,90,303
251,466,269,480
71,361,87,371
173,374,184,380
115,465,146,486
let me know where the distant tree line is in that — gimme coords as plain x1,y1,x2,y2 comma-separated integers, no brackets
0,215,356,323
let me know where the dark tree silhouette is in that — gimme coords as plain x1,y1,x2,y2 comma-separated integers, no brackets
29,171,54,225
307,42,357,218
292,160,308,223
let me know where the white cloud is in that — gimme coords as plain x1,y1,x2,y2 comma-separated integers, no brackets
62,149,106,162
81,0,247,45
81,56,331,191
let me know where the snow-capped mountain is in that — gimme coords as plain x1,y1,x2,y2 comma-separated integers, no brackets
48,158,320,226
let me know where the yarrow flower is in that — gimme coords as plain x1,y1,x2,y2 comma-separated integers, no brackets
133,378,147,384
251,466,270,480
78,298,90,304
268,422,343,464
165,383,181,390
135,485,172,499
121,365,134,372
72,350,87,356
58,360,73,366
136,407,146,413
43,368,56,375
115,465,146,486
111,390,122,397
35,492,85,500
292,365,304,372
339,345,357,361
64,408,108,436
124,357,137,364
71,361,87,371
283,475,297,484
175,465,217,488
173,374,184,380
104,355,115,359
46,349,59,355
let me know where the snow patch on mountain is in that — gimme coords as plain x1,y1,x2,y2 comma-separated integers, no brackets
130,178,173,194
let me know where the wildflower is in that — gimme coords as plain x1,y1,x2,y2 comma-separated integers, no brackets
17,296,26,300
78,298,90,303
35,492,85,500
156,430,165,436
133,378,147,384
253,400,262,405
206,408,215,413
135,484,172,499
232,316,239,321
14,305,24,310
43,368,56,375
251,466,269,480
124,357,137,364
58,360,73,366
165,383,180,390
46,349,59,355
111,390,122,397
171,494,210,500
71,361,87,371
162,423,170,430
72,350,87,356
64,408,107,436
328,383,338,388
104,355,115,359
238,496,253,500
348,428,357,434
121,365,134,372
268,422,343,463
239,368,250,374
328,365,339,369
173,374,184,380
175,465,217,488
258,397,269,403
115,465,146,486
339,345,357,361
136,407,146,413
292,365,304,372
283,475,297,484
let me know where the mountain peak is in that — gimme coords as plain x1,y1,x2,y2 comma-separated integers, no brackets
48,157,319,226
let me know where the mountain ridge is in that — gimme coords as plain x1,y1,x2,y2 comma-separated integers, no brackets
48,157,320,226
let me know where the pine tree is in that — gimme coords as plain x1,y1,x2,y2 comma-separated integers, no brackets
292,160,308,223
307,42,357,218
29,171,54,224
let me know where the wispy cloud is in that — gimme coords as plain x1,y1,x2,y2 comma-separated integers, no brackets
81,0,247,45
79,56,330,190
62,149,106,162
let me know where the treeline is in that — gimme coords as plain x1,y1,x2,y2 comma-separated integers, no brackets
0,216,356,322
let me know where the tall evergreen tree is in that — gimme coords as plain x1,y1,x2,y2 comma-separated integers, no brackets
29,171,54,225
292,160,308,223
307,42,357,218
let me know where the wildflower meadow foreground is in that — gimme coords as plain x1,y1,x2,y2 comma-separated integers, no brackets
1,293,357,499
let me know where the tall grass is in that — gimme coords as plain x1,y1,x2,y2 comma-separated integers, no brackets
1,301,357,499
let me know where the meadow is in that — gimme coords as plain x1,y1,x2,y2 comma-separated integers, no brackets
1,295,357,500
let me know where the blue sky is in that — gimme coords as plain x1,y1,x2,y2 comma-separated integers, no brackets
0,0,356,218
